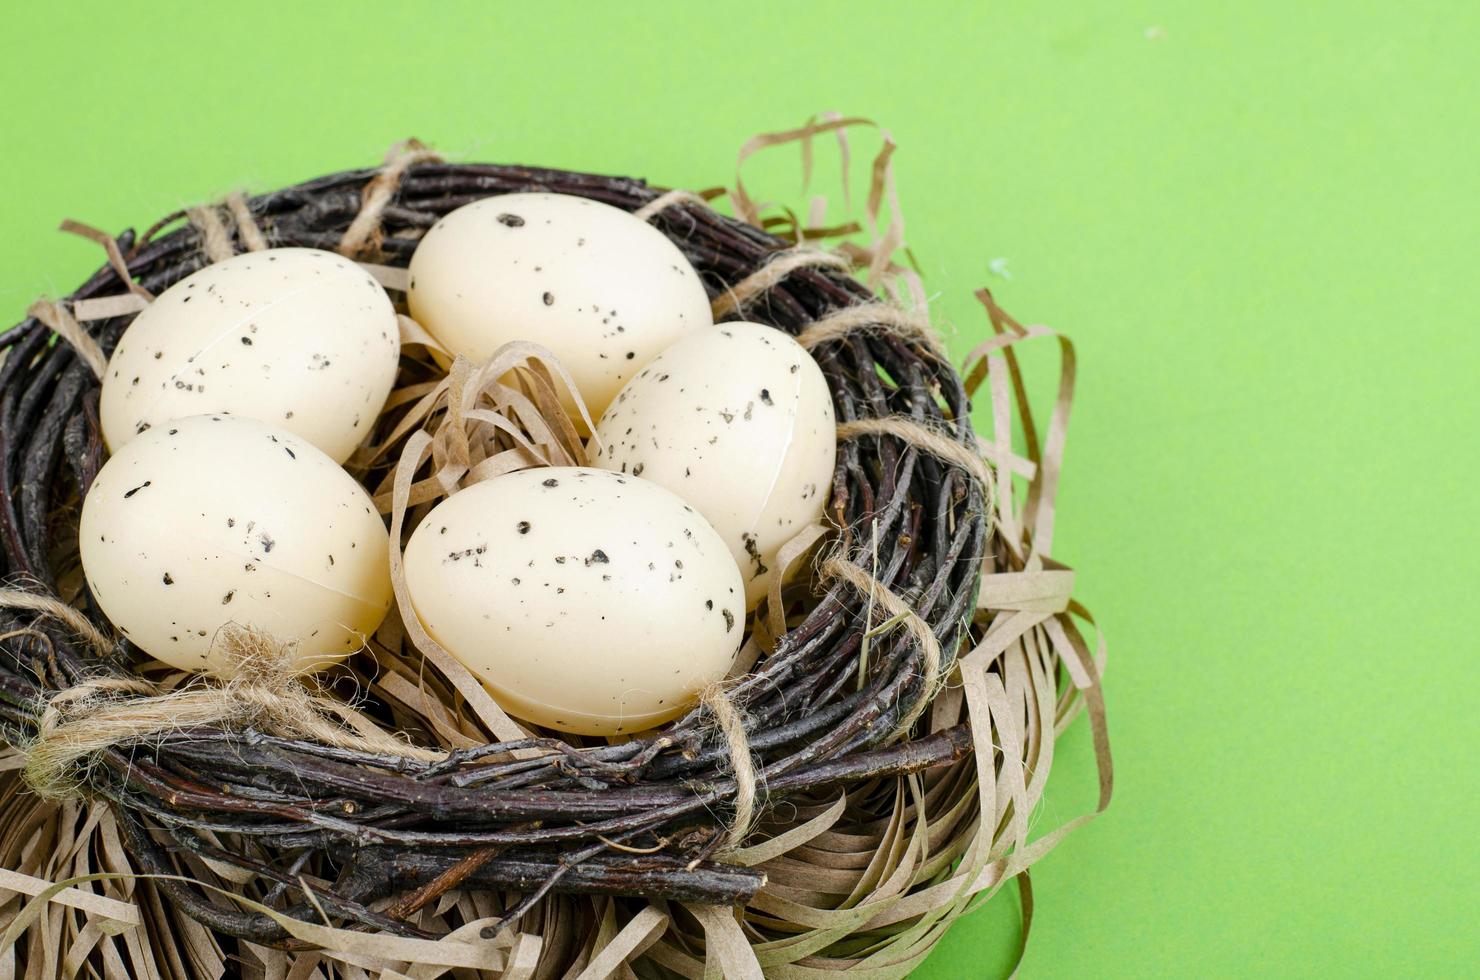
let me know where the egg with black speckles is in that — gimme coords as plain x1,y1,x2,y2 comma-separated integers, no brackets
79,414,394,675
100,248,400,464
403,467,743,735
407,193,712,419
591,322,836,609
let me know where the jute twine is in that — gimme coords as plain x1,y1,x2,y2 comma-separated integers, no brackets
17,607,441,800
820,556,945,734
711,246,853,318
698,684,758,851
632,188,712,222
838,416,996,497
186,190,269,263
795,300,945,359
338,138,442,259
0,588,112,657
224,191,268,252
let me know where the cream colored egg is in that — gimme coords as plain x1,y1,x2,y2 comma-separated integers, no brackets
403,467,743,735
100,248,399,464
80,414,394,675
407,193,712,418
592,322,836,608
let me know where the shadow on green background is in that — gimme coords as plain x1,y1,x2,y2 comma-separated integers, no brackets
2,2,1473,975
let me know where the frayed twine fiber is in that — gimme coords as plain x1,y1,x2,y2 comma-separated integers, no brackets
23,624,442,800
698,684,758,852
339,138,442,259
820,556,943,734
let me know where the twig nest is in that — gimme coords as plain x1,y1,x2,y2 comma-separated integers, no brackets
79,414,394,674
407,193,712,417
592,322,836,608
98,248,399,464
402,466,744,734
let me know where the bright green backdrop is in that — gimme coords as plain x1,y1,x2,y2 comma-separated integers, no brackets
2,2,1474,976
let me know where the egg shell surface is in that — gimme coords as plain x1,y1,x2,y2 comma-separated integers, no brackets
592,322,836,607
402,467,744,735
407,193,712,418
79,414,394,675
100,247,399,464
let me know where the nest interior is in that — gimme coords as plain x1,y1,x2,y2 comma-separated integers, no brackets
0,160,998,954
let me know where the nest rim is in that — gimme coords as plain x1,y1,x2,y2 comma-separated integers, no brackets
0,157,989,947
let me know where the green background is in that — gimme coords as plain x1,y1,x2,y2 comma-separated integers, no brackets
2,2,1474,975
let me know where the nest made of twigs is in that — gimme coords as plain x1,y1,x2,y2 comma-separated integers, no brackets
0,130,1109,979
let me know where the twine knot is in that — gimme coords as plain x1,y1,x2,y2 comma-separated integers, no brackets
22,624,441,800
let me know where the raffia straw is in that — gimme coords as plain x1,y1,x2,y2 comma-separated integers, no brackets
729,114,926,309
23,625,443,799
339,138,442,259
24,300,108,381
57,220,154,301
711,247,853,318
69,292,148,321
56,191,263,327
698,684,758,852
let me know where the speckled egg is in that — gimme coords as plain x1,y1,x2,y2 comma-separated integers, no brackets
79,414,394,675
100,248,399,464
592,322,836,608
407,193,712,418
402,467,744,735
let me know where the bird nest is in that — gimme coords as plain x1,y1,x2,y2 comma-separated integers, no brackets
0,124,1111,978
